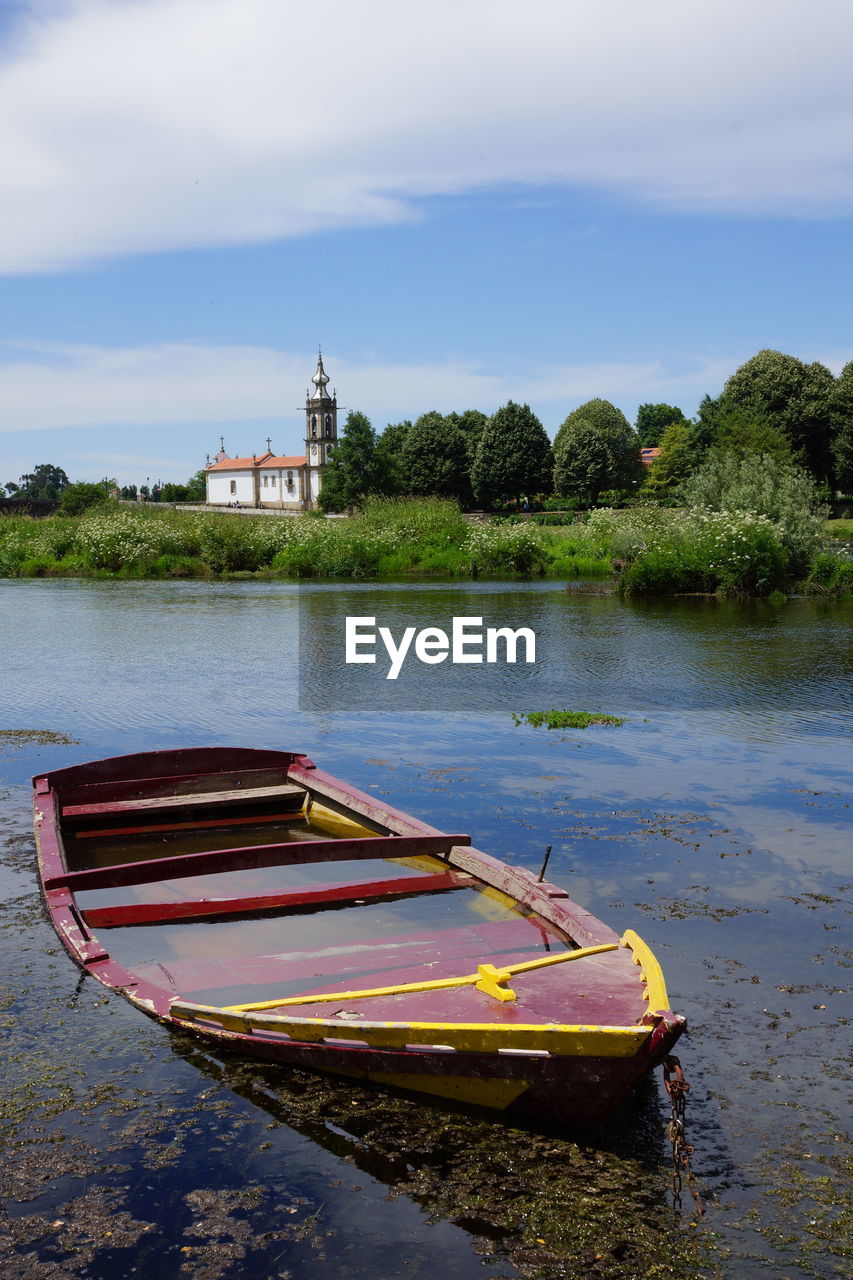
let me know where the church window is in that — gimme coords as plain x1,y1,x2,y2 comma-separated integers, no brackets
269,475,277,486
324,414,332,436
311,414,317,437
230,480,236,495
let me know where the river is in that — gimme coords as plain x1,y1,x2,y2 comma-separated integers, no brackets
1,578,850,1280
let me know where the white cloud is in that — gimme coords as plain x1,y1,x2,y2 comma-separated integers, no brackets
0,339,738,437
1,0,852,273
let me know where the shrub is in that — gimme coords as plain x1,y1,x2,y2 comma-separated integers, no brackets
801,550,853,595
680,451,826,575
617,507,789,597
59,483,111,516
465,522,549,576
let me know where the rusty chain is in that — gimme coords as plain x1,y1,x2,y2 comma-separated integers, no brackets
663,1055,704,1218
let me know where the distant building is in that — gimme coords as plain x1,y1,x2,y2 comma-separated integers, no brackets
640,447,661,468
205,352,340,509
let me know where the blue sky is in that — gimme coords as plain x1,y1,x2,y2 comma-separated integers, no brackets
1,0,852,486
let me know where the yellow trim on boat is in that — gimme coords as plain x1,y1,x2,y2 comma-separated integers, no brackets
620,929,670,1010
222,941,619,1012
169,999,652,1057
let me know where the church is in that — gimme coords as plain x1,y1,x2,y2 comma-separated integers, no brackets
204,352,339,510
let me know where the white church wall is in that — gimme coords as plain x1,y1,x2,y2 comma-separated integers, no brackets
207,472,255,505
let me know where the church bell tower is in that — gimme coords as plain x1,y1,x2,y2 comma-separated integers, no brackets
303,350,339,475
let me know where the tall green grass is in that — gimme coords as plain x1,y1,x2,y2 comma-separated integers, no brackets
0,499,573,580
2,498,847,594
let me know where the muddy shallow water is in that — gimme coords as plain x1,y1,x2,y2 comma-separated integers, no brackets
0,579,850,1279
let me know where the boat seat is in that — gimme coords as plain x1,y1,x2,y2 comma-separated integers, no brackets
62,783,306,820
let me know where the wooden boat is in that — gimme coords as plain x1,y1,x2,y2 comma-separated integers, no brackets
33,747,685,1127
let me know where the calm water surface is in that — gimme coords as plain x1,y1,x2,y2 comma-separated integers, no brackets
1,578,850,1280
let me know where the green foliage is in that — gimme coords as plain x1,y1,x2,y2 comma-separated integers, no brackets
158,482,189,503
401,414,472,503
723,349,835,483
635,403,686,447
553,400,641,506
452,409,489,466
466,521,549,576
680,450,827,575
472,401,554,508
554,399,632,451
8,463,70,502
185,470,208,502
0,494,841,594
615,507,789,597
711,404,793,462
799,550,853,595
374,421,412,495
357,495,469,542
58,482,111,516
686,394,725,465
512,710,626,729
642,421,692,500
317,410,383,512
830,361,853,493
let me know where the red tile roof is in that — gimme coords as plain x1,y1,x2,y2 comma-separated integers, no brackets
207,452,306,472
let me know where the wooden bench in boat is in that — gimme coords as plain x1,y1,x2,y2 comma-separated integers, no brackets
81,869,478,928
61,782,306,820
44,833,472,893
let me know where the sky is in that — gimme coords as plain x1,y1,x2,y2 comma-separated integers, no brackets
1,0,852,487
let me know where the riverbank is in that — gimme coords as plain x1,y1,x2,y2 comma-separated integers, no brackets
0,497,850,596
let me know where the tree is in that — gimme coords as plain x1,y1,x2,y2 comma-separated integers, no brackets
11,463,69,502
830,361,853,494
58,481,111,516
471,401,553,508
723,350,834,484
159,482,189,502
553,399,641,505
453,409,489,467
642,421,693,499
635,403,686,448
185,470,207,502
686,394,725,464
318,411,384,512
708,403,793,463
401,414,472,503
374,421,412,496
120,484,138,501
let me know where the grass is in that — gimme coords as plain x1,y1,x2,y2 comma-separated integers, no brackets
1,498,850,596
0,498,607,582
825,518,853,540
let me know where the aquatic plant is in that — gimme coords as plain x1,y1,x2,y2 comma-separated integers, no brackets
512,710,626,729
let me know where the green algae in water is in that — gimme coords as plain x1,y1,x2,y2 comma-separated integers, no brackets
513,710,627,730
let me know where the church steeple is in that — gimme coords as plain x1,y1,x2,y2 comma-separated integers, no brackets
303,348,341,475
309,350,332,402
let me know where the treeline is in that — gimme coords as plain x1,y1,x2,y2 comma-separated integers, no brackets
319,349,853,513
2,465,208,512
